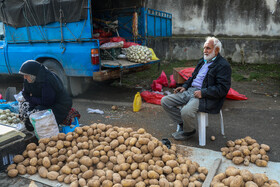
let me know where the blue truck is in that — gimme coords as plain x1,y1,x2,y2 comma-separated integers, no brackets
0,0,172,96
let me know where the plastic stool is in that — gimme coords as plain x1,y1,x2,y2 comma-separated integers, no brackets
197,110,224,146
61,117,79,134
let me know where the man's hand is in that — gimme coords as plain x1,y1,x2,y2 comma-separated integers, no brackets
194,90,202,98
174,87,186,93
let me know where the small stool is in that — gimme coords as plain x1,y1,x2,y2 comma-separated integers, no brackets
197,110,224,146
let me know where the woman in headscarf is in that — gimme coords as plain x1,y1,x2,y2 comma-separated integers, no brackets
19,60,72,131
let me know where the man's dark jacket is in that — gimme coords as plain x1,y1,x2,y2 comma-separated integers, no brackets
21,62,72,124
182,53,231,114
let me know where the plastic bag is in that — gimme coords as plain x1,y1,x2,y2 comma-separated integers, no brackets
151,80,162,92
226,88,248,100
155,71,168,87
0,101,19,113
29,109,59,139
169,75,177,88
140,91,164,105
123,42,140,48
14,91,25,102
149,48,159,60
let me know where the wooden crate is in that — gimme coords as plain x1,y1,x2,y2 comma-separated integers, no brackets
173,67,187,84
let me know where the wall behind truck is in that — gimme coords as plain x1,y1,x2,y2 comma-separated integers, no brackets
146,0,280,64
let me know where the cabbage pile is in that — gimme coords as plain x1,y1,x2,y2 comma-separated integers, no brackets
126,46,152,63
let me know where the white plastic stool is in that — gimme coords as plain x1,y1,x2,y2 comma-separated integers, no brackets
197,110,224,146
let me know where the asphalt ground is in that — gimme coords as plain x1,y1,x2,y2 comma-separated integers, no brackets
0,75,279,186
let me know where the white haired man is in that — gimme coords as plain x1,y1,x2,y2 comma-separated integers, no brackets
161,37,231,140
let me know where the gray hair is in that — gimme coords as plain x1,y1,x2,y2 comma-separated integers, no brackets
205,36,222,52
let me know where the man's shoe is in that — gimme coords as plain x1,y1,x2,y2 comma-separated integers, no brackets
172,129,196,140
171,124,183,137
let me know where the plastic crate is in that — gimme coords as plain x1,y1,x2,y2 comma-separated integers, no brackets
0,132,36,171
60,117,79,134
100,48,121,60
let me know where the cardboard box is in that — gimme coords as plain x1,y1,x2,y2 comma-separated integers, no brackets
173,67,187,84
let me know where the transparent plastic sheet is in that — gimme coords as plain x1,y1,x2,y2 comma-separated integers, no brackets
29,109,59,139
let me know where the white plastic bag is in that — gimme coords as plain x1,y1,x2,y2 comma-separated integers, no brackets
29,109,59,139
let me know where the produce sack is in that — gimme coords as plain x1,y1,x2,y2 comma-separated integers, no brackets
169,75,177,88
140,91,164,105
179,67,195,81
29,109,59,139
155,71,168,87
110,37,126,43
151,80,162,92
123,42,140,48
226,88,248,100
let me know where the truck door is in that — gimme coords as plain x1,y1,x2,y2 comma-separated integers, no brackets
0,22,9,74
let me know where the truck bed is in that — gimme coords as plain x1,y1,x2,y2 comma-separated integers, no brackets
101,59,160,69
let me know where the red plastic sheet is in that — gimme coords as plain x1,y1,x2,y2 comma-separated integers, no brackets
226,88,248,100
140,91,164,105
0,94,2,99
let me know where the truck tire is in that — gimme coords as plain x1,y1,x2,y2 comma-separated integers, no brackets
42,59,70,94
69,77,90,97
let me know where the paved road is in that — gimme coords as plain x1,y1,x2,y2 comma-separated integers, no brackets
0,75,279,186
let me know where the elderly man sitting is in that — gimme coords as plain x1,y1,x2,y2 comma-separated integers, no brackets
161,36,231,140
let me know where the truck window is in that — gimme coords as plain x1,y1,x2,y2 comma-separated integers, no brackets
0,22,4,40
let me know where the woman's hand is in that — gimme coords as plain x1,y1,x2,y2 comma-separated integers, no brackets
174,87,186,93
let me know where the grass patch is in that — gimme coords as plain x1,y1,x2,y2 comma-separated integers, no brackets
117,61,280,88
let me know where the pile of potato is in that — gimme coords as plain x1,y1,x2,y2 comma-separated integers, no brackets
7,123,208,187
0,109,22,126
211,166,279,187
221,136,270,167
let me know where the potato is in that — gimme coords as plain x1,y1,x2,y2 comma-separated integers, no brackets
133,154,144,163
8,169,18,178
226,140,235,147
230,175,244,187
29,157,38,166
6,164,16,171
79,156,92,167
255,159,268,167
245,181,258,187
232,157,244,165
225,166,240,176
26,143,37,151
70,180,79,187
260,144,270,151
197,166,208,175
166,160,178,168
253,174,267,186
81,170,93,180
26,166,37,175
38,137,50,144
47,171,59,180
121,179,136,187
13,155,24,163
38,167,48,178
153,146,163,157
240,169,253,182
61,165,72,174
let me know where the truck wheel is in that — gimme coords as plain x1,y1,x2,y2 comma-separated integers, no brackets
42,59,69,94
69,77,90,97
